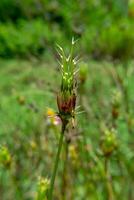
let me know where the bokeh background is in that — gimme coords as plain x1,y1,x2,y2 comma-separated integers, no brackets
0,0,134,200
0,0,134,60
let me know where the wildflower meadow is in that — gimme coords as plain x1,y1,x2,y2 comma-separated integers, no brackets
0,1,134,200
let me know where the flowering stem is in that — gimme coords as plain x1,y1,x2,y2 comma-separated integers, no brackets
48,123,66,200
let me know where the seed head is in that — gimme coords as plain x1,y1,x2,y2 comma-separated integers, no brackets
57,39,78,124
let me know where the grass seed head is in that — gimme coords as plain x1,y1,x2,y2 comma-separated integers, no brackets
57,39,77,124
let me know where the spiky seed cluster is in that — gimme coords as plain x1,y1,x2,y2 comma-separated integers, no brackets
57,39,78,124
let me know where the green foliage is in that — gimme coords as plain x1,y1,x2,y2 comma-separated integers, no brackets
0,1,134,198
96,19,134,60
100,128,118,156
0,0,133,59
0,19,55,57
0,59,134,199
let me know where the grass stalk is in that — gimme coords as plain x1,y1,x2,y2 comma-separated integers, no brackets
61,140,69,200
48,123,66,200
105,157,114,200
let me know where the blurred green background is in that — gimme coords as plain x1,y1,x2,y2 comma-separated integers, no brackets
0,0,134,200
0,0,134,60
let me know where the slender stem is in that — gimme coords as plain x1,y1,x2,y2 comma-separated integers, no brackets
104,157,114,200
61,140,69,200
48,123,66,200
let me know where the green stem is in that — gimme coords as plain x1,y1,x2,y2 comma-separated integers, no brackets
48,123,66,200
61,140,69,200
105,157,114,200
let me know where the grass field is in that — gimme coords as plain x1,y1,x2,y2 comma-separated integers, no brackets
0,58,134,200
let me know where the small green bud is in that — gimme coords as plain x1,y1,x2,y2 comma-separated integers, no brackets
35,176,50,200
111,89,122,119
127,114,134,129
100,128,118,156
17,95,26,105
0,146,12,168
111,89,122,108
79,62,88,84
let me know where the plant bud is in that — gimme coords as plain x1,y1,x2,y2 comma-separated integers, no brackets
57,92,76,117
79,62,88,84
0,146,12,168
35,176,50,200
100,128,118,156
111,89,122,119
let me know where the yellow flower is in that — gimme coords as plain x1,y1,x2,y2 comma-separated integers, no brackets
69,144,78,161
30,140,37,150
46,108,61,126
47,108,55,117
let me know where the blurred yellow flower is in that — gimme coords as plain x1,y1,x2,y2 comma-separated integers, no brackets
30,140,37,150
35,176,50,200
46,108,61,126
47,108,55,116
69,144,78,162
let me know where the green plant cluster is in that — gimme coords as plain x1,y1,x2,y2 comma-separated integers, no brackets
0,0,134,59
0,19,66,57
